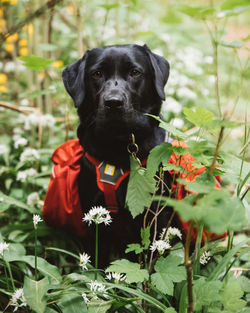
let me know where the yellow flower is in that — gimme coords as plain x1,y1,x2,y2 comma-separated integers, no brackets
28,24,33,36
1,0,9,3
19,39,28,47
0,9,4,18
0,73,7,84
6,33,18,42
0,19,6,28
67,5,75,14
0,85,7,92
10,0,17,4
19,47,28,56
52,60,64,68
5,43,14,52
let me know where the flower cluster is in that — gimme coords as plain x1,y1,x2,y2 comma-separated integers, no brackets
0,241,9,257
16,168,37,182
10,288,27,312
150,240,171,255
89,280,107,298
106,272,126,283
20,148,40,163
27,192,43,208
160,226,182,241
79,252,91,270
200,250,211,265
150,227,182,255
83,206,112,226
33,214,43,228
18,112,55,130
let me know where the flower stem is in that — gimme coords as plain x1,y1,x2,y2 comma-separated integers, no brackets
95,224,99,273
185,221,194,313
5,260,15,291
34,228,38,280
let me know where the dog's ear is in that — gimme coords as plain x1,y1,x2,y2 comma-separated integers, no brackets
62,51,89,107
143,44,169,100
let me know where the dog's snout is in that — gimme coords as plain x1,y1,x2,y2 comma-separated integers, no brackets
104,96,123,109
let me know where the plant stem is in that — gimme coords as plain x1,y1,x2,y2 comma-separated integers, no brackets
185,221,194,313
5,260,15,291
209,126,224,175
35,228,38,280
95,224,99,273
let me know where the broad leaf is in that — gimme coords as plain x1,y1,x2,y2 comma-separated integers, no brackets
178,4,215,19
219,40,244,48
18,55,53,70
0,191,36,213
147,142,173,178
151,255,186,296
106,259,149,283
193,277,222,310
183,107,213,129
58,294,88,313
88,299,112,313
222,282,246,311
126,156,155,218
23,276,49,313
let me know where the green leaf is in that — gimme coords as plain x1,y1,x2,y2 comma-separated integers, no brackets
141,227,151,249
17,55,53,71
193,277,222,310
219,40,244,48
222,282,246,311
183,107,213,129
6,255,62,284
99,3,120,10
178,4,215,19
151,255,186,296
88,299,112,313
221,0,250,10
58,294,88,313
126,156,155,218
23,276,49,313
0,191,36,213
147,142,173,178
106,259,149,283
125,243,143,254
3,243,26,260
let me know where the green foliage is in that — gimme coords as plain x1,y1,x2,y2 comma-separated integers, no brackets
106,259,149,284
17,55,53,71
183,107,214,129
151,255,186,296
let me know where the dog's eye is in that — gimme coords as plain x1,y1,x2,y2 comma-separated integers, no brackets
130,69,141,77
92,71,103,79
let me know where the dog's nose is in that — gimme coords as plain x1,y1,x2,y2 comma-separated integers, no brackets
104,97,123,109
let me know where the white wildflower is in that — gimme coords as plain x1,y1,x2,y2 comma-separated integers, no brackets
89,280,107,294
217,11,226,18
106,272,126,282
20,99,29,106
20,148,40,162
33,214,43,228
150,240,171,255
17,168,37,182
177,87,197,100
208,75,216,84
200,251,211,265
0,144,8,155
82,292,90,305
27,192,40,206
4,61,16,72
83,206,112,226
79,252,91,270
204,56,213,64
160,227,182,241
14,137,28,149
163,97,182,114
10,288,27,312
41,114,55,128
0,242,9,257
0,197,3,202
171,118,184,129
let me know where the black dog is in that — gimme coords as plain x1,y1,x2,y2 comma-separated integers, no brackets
61,44,170,265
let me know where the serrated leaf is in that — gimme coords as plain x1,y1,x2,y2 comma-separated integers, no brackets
106,259,149,283
183,107,213,128
126,156,155,218
125,243,143,254
222,282,246,311
23,276,49,313
18,55,53,71
147,142,173,178
193,277,222,310
151,255,186,295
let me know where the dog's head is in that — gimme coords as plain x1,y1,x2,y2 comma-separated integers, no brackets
62,44,169,138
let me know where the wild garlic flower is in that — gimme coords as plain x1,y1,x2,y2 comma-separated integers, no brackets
200,251,211,265
82,292,90,305
0,242,9,257
79,252,90,270
27,192,42,207
160,227,182,241
33,214,43,228
20,148,40,162
83,206,112,226
89,280,107,294
150,240,171,255
14,137,28,149
0,144,8,154
106,272,126,283
17,168,37,182
10,288,27,312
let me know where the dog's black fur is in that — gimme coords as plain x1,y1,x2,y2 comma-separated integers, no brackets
62,44,170,266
